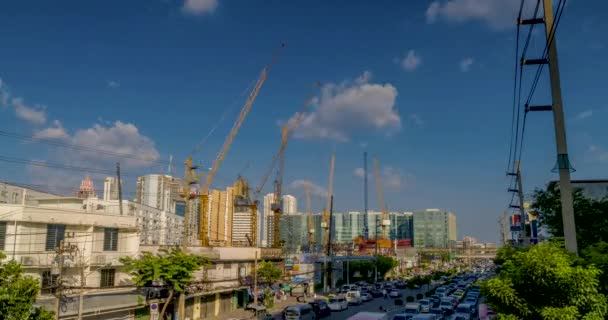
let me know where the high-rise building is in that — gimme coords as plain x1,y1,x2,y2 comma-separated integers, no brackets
135,174,181,213
389,211,414,241
279,214,306,253
281,194,298,215
208,187,234,245
413,209,457,248
261,193,275,247
103,177,120,201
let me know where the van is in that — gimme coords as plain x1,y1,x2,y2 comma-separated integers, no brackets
283,304,316,320
346,290,362,305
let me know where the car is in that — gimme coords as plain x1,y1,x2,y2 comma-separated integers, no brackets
403,303,421,315
429,307,444,318
455,303,475,320
308,299,331,318
283,304,316,320
346,291,363,305
361,292,373,302
389,289,402,298
328,296,348,311
439,298,454,312
411,315,440,320
418,299,431,312
464,297,477,306
370,289,383,298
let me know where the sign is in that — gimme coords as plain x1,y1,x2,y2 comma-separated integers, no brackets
150,303,159,315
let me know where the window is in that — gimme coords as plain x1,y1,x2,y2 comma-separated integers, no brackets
45,224,65,251
100,269,115,288
103,228,118,251
41,271,59,294
0,222,6,250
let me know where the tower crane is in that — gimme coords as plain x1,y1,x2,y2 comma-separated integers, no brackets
182,43,284,246
306,180,314,252
322,152,335,252
374,156,391,250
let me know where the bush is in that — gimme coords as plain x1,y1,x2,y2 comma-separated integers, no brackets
416,293,423,300
425,291,432,297
406,296,415,302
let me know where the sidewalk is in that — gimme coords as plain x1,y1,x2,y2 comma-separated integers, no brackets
218,296,299,320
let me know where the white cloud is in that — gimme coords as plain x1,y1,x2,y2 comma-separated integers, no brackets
460,57,474,72
426,0,536,30
34,120,69,140
12,97,47,125
182,0,218,15
401,50,422,71
353,165,408,190
288,71,401,142
107,80,120,88
289,179,328,197
587,144,608,162
576,109,593,120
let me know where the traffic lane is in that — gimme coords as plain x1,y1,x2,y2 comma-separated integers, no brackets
320,287,429,320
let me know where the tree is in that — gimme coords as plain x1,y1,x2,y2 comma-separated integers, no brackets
581,242,608,295
532,182,608,249
257,260,282,285
374,255,398,278
0,252,54,320
120,248,209,320
481,243,607,319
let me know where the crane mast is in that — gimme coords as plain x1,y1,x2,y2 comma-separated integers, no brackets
323,153,335,252
306,180,313,251
374,157,390,242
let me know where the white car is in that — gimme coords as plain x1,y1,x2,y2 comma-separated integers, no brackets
361,292,373,302
328,296,348,311
389,289,401,298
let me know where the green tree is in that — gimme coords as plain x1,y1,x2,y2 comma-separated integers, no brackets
481,243,607,319
532,182,608,249
120,248,209,319
374,255,398,278
0,252,54,320
256,260,282,285
581,242,608,295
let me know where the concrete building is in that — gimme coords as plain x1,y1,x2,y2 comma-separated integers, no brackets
279,214,306,253
208,188,234,246
281,194,298,215
135,174,181,213
103,177,120,201
413,209,457,248
389,211,414,241
76,175,97,199
261,193,275,247
569,180,608,200
0,182,61,204
231,209,254,246
0,197,140,319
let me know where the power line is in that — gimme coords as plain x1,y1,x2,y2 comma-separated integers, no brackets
0,130,170,165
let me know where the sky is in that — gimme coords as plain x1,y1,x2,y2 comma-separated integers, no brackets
1,0,607,243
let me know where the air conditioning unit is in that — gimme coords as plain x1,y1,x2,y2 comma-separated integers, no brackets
95,255,106,265
20,256,36,266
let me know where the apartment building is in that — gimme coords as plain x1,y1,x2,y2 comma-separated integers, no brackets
0,196,140,319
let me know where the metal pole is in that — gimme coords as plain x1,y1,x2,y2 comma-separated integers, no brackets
327,195,334,290
116,162,123,216
253,250,258,304
78,248,85,320
347,260,350,285
543,0,578,254
515,161,527,244
55,240,64,320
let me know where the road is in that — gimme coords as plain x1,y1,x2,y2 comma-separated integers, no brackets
299,285,434,320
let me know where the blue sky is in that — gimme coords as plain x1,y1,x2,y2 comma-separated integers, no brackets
1,0,607,242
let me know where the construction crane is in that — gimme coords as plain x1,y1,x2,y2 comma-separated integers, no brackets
185,43,284,246
306,180,313,252
322,152,335,252
374,156,391,250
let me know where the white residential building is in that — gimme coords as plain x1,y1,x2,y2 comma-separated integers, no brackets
0,197,140,319
135,174,182,213
103,177,120,201
261,193,275,247
281,194,298,215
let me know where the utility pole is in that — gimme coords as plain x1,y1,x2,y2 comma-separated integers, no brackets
515,161,528,243
116,162,123,216
253,250,258,304
54,240,65,320
323,195,334,291
543,0,578,254
77,247,85,320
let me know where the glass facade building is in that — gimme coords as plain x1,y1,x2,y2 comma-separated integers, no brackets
413,209,457,248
